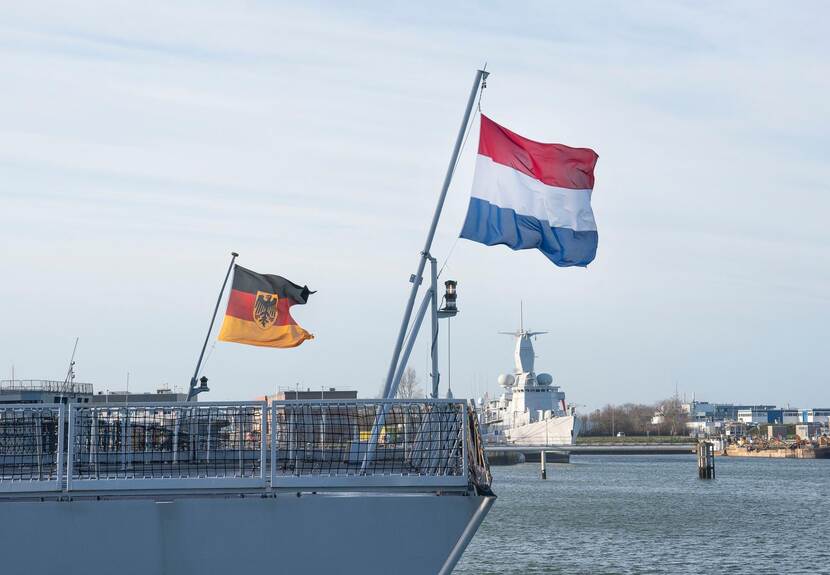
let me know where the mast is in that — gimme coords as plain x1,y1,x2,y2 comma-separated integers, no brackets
382,68,489,399
187,251,238,401
520,300,523,333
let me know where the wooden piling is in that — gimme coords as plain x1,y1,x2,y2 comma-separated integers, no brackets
697,441,715,479
540,450,547,480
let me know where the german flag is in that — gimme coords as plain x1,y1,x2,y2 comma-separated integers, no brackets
218,265,314,348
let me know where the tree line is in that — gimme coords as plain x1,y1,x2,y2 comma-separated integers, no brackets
579,397,690,437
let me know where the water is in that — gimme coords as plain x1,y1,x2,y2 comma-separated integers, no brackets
456,455,830,574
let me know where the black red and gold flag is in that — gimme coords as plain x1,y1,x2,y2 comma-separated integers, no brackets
218,265,314,348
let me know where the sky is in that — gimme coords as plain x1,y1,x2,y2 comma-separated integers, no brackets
1,1,828,411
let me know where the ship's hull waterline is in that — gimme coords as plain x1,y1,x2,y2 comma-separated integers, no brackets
502,414,581,445
1,491,494,575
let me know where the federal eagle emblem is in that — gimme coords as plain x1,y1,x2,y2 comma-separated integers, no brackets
253,291,279,329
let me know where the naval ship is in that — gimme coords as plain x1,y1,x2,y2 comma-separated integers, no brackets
0,69,497,575
0,386,493,574
481,325,581,445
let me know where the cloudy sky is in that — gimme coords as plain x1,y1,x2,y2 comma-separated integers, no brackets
1,1,828,410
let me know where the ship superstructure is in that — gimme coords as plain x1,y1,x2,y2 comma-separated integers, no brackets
482,327,581,445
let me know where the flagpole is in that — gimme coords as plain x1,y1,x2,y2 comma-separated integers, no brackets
187,251,239,401
382,68,489,399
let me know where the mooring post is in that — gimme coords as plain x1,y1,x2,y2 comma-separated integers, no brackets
540,450,547,480
697,441,715,479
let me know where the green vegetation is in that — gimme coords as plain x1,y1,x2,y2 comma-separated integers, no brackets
576,435,695,445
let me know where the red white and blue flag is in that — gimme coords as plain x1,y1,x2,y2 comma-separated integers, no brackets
460,115,599,266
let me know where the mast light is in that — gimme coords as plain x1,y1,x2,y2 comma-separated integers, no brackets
439,280,458,317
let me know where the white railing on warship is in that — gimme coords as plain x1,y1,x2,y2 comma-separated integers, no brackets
0,379,94,395
0,400,491,494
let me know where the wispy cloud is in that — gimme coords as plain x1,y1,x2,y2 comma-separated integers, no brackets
1,1,827,408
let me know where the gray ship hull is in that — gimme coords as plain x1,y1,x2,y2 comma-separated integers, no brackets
1,399,495,574
1,491,493,575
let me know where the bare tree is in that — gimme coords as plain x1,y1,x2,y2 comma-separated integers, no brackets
396,367,423,399
581,401,685,437
658,396,689,436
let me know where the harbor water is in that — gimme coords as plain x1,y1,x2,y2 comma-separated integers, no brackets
456,455,830,574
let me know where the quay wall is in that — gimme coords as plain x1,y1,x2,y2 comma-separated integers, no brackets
724,446,830,459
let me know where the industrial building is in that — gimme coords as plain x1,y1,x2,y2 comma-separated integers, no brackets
259,387,358,402
92,388,190,403
0,379,93,404
681,400,830,438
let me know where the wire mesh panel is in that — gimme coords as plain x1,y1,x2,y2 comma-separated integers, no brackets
465,405,492,494
68,402,266,489
0,404,64,492
271,400,467,485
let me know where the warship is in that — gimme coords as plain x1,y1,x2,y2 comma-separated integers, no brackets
0,69,496,574
481,320,581,446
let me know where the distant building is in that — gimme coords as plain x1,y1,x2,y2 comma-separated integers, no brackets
723,421,747,437
683,401,778,423
777,409,799,424
92,388,189,403
719,404,777,421
737,408,786,425
683,401,716,419
795,423,824,440
0,379,93,404
260,388,358,402
686,420,720,437
805,409,830,424
674,399,830,439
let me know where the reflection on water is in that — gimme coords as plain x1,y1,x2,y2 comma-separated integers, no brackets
456,455,830,575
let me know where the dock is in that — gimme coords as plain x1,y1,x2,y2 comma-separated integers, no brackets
485,443,695,465
723,445,830,459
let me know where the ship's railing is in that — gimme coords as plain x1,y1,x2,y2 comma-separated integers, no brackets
66,402,267,491
0,404,65,492
270,399,467,488
483,411,502,425
0,400,490,493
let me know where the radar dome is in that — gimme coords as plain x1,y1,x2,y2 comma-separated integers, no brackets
497,374,515,388
536,373,553,386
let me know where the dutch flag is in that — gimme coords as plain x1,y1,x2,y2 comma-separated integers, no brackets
460,115,599,267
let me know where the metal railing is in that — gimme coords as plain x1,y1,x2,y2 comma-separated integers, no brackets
66,402,267,490
0,379,94,395
0,400,489,494
0,404,64,492
271,399,467,488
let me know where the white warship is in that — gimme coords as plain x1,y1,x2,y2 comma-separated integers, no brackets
482,323,581,445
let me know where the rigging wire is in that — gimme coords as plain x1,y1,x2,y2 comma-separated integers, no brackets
402,69,489,392
436,73,486,278
199,341,217,378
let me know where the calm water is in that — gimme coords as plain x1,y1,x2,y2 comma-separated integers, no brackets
456,455,830,574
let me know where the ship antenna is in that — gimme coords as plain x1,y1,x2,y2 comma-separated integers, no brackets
64,337,79,386
520,300,524,333
58,336,79,404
